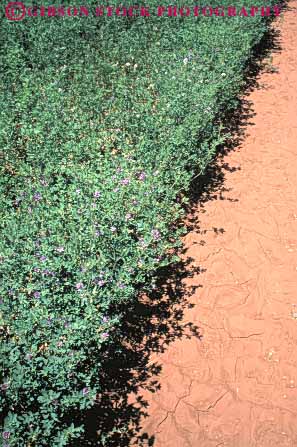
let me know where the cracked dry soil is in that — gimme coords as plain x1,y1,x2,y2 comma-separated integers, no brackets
131,5,297,447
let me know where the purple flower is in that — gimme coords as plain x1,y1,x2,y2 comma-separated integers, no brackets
33,192,42,202
132,199,138,205
40,178,49,186
56,246,64,253
102,316,109,323
121,178,130,186
138,172,146,181
82,387,89,396
94,191,101,198
75,282,84,291
125,213,132,220
57,341,63,347
101,332,109,339
95,230,103,237
40,255,47,262
1,383,9,391
118,282,125,289
110,226,116,233
94,275,106,287
34,291,41,299
151,229,161,241
2,432,10,440
116,167,122,173
138,238,147,248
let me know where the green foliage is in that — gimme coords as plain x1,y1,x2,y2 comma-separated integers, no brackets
0,1,276,445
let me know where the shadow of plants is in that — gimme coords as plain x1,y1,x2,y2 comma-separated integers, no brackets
70,258,203,447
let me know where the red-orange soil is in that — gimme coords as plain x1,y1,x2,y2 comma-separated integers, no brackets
134,5,297,446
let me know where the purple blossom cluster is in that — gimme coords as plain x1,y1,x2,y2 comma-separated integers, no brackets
34,267,55,277
121,178,130,186
46,316,70,328
138,238,147,248
138,172,146,181
33,192,42,202
75,282,84,291
93,271,107,287
151,229,161,241
40,178,49,187
94,222,103,237
1,383,9,391
43,269,55,276
82,387,89,396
